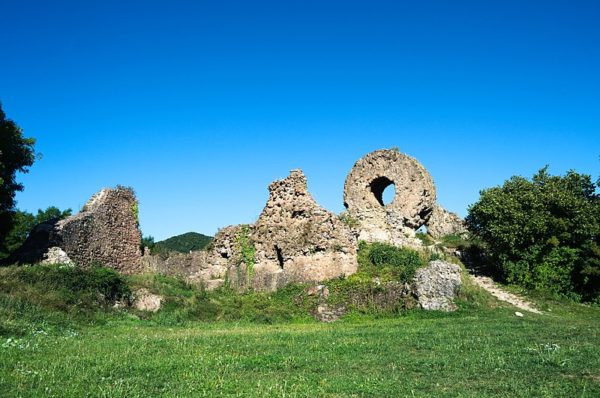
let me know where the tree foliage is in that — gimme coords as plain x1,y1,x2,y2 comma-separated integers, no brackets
0,104,36,253
466,167,600,301
140,235,155,252
152,232,213,254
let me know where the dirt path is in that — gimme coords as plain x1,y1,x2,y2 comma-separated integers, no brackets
469,274,542,314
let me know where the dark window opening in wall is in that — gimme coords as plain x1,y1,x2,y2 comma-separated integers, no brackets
274,245,284,269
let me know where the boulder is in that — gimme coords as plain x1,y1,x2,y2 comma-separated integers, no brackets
313,304,345,323
132,289,163,312
41,247,73,266
413,260,462,311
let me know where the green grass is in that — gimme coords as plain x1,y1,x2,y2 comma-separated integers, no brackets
1,305,599,397
1,242,599,397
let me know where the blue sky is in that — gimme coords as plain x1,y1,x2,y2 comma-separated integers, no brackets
1,1,599,240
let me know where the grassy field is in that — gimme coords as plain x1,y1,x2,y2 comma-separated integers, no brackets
1,302,599,397
1,249,599,397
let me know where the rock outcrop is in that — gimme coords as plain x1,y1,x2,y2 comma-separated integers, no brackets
343,149,436,247
413,260,462,311
6,187,143,273
426,204,468,239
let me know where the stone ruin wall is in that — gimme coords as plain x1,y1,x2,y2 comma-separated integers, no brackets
58,188,143,273
247,170,357,290
426,204,468,239
343,149,434,248
6,187,143,274
8,148,467,292
343,149,467,247
145,150,467,291
143,170,358,291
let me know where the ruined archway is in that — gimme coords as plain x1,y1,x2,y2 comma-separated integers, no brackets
343,149,436,246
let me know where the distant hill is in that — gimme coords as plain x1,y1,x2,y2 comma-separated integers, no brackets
155,232,213,253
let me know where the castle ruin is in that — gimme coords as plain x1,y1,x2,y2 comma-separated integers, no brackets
6,149,466,293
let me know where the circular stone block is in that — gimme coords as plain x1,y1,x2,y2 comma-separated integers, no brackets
343,149,436,230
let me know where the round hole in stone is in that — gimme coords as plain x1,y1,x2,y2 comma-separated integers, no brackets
370,176,396,206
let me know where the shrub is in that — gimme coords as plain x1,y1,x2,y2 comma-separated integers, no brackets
466,167,600,301
415,232,434,246
339,213,360,229
365,242,425,283
13,264,131,304
440,234,469,249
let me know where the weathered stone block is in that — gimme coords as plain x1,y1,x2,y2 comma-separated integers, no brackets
413,260,462,311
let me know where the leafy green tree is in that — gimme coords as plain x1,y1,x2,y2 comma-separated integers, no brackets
466,167,600,301
140,235,155,252
0,104,36,253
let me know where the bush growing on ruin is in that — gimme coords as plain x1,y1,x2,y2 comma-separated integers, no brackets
466,167,600,301
415,232,434,246
358,241,425,283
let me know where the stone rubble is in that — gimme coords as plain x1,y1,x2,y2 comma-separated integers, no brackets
41,247,74,266
313,304,346,323
132,288,163,312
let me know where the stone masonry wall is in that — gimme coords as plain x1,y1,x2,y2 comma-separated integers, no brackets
343,149,436,248
7,187,143,273
248,170,358,290
426,204,468,239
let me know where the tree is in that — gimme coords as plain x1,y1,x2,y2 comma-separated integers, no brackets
0,104,36,253
140,235,155,252
466,167,600,301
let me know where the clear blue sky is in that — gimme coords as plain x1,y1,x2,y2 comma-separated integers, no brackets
1,1,599,240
